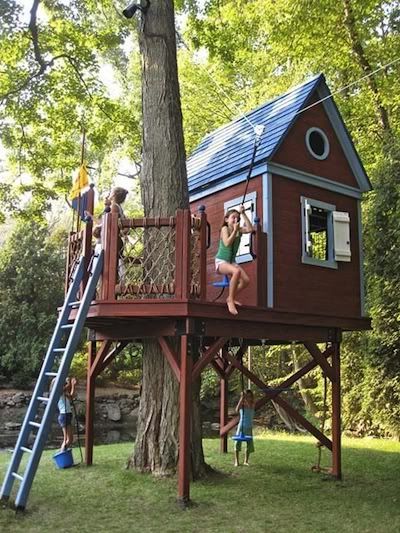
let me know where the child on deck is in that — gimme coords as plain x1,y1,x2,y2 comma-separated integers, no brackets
52,377,77,451
215,205,254,315
234,389,255,466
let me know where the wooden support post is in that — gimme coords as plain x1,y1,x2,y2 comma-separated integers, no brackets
331,341,342,479
177,335,192,507
219,348,228,453
85,340,96,466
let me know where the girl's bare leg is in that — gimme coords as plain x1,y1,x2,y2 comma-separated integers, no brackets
244,449,250,465
61,427,68,451
65,424,73,449
227,269,240,314
217,263,241,315
234,268,250,305
234,450,240,466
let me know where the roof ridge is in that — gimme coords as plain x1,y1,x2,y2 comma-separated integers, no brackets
190,73,324,151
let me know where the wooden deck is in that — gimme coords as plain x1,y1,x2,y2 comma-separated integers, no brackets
83,299,370,343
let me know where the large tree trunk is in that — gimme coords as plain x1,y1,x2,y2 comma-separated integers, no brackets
127,0,207,478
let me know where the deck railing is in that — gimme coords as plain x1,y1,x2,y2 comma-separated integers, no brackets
97,206,208,302
65,202,267,306
65,186,94,296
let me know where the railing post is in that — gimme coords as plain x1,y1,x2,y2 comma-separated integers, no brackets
182,209,191,300
175,210,184,300
198,205,207,301
100,205,118,301
65,232,76,296
81,184,95,292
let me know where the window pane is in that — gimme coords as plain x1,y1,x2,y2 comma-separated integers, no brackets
228,200,253,257
308,206,328,260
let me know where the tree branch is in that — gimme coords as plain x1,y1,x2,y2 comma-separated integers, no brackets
342,0,391,135
0,0,117,125
29,0,46,72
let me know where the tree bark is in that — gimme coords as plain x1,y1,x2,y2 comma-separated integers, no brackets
127,0,206,478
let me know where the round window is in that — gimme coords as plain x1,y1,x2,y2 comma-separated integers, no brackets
305,127,330,160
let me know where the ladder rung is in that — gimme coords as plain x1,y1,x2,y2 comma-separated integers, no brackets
61,324,74,329
68,301,81,307
53,348,65,353
29,421,41,429
45,372,58,377
37,396,49,402
20,446,33,454
12,472,24,482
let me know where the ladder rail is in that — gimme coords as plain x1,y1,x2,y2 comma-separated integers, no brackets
0,257,86,502
14,251,104,510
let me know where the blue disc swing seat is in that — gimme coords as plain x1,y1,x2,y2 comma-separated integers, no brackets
212,274,230,288
232,432,253,442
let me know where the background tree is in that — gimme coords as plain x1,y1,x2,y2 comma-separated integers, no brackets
0,220,65,387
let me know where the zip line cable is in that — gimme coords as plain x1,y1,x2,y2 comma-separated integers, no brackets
297,56,400,117
177,28,399,138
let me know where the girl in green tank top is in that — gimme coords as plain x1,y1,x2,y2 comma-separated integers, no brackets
215,205,254,315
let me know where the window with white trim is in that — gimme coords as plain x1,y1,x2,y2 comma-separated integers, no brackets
301,197,351,268
301,197,336,268
224,191,256,264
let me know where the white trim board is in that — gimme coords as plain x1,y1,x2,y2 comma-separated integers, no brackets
266,162,363,199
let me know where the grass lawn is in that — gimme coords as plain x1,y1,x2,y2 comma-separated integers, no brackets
1,432,399,532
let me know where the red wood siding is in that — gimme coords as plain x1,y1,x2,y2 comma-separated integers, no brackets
272,175,361,317
273,96,359,189
190,176,263,306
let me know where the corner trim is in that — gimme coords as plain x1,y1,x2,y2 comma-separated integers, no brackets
316,84,372,192
263,173,274,308
357,200,366,316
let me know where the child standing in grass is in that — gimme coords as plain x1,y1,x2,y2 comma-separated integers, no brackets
234,389,255,466
52,377,77,451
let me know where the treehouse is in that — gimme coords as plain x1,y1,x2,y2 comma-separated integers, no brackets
1,74,372,510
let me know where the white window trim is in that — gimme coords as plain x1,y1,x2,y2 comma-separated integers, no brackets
300,196,337,269
305,127,330,160
224,191,257,264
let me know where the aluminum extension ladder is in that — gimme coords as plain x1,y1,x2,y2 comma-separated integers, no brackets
0,250,103,511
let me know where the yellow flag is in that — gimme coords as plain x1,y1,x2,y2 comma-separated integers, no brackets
69,164,89,200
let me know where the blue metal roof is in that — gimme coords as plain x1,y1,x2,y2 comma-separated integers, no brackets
187,74,325,194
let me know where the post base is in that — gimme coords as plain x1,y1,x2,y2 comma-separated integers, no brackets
176,496,192,509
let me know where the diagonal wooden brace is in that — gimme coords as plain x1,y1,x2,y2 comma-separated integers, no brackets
158,337,180,382
221,350,333,449
89,340,113,379
304,342,334,381
98,341,129,376
225,342,249,379
192,337,228,382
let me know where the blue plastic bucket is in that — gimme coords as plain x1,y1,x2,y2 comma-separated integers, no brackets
53,449,74,469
